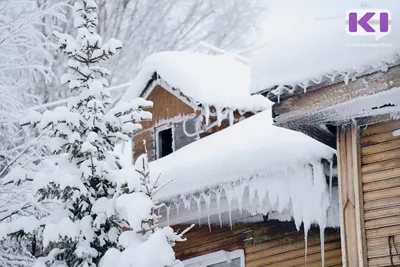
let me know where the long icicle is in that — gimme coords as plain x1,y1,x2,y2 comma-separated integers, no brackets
195,195,202,227
175,201,180,219
216,188,223,228
202,193,212,232
166,204,171,226
329,159,333,204
320,224,326,267
304,223,309,266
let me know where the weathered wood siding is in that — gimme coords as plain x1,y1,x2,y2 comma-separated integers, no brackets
133,85,196,161
174,221,342,266
360,119,400,266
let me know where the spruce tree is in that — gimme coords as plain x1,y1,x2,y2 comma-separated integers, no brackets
31,0,153,266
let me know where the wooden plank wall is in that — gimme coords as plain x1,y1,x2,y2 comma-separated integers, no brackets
173,221,342,266
133,85,196,161
360,119,400,266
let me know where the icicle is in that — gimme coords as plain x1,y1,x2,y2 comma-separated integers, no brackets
166,204,171,226
175,201,180,219
229,109,234,126
202,193,212,232
233,182,246,213
182,195,191,210
194,195,202,227
204,105,210,126
228,202,233,230
248,179,256,208
344,73,350,85
329,159,333,204
216,107,223,127
157,208,161,217
224,186,234,230
320,225,326,267
216,188,223,228
304,223,310,266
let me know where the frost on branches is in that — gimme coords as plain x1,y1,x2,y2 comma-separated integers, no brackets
0,1,67,267
19,0,187,266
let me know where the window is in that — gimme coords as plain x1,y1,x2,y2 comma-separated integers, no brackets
157,127,173,158
183,250,245,267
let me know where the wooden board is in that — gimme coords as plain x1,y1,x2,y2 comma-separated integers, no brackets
362,158,400,174
360,119,400,266
140,85,196,131
173,221,341,267
337,125,368,266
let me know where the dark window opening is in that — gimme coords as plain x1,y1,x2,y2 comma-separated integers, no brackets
158,128,173,158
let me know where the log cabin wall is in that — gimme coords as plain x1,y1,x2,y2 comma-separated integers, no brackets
359,119,400,266
173,221,342,267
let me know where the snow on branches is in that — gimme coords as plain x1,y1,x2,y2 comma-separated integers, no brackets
20,0,189,266
101,154,193,267
0,1,68,267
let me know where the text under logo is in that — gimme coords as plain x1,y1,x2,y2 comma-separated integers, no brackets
346,9,391,41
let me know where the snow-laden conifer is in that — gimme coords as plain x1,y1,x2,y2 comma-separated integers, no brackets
24,0,182,266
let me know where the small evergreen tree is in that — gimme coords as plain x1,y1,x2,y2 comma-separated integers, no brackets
29,0,164,266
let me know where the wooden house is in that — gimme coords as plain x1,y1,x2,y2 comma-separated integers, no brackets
261,64,400,267
121,51,269,162
247,4,400,265
120,51,343,266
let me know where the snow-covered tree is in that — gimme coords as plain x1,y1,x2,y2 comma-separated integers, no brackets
0,1,67,266
39,0,267,102
100,151,192,267
27,1,188,266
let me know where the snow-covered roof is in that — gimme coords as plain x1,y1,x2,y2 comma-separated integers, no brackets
141,110,338,230
121,51,270,111
151,110,334,200
250,0,400,96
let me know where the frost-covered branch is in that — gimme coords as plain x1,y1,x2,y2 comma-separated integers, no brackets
0,2,68,266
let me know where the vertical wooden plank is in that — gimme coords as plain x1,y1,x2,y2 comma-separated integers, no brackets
337,127,348,267
346,128,356,207
337,125,367,267
352,125,368,267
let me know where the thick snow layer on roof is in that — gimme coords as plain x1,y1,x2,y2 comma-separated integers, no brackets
122,51,270,111
251,0,400,94
116,110,337,244
151,110,334,200
145,110,337,240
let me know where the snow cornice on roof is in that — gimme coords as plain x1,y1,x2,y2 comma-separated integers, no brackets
121,51,271,113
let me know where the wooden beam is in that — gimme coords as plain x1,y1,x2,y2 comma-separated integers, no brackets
351,125,368,267
337,125,368,267
284,124,336,149
272,65,400,126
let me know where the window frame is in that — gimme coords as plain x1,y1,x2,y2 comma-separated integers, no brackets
155,124,174,159
182,250,245,267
